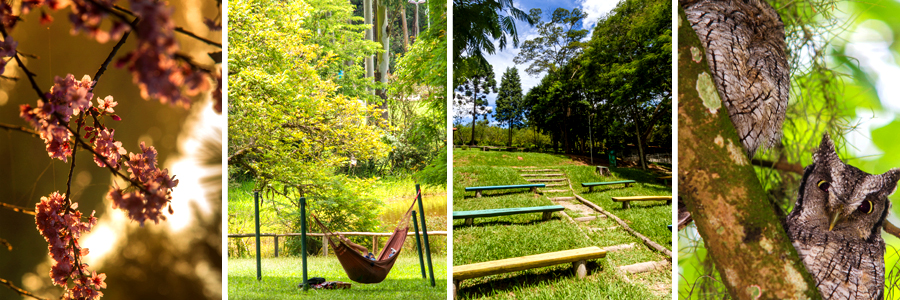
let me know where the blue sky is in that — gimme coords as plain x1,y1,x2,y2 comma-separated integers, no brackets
454,0,621,125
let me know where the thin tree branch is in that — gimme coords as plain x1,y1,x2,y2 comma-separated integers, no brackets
751,158,804,174
0,201,35,215
91,18,138,91
0,278,48,300
0,25,47,102
0,123,38,137
175,26,222,48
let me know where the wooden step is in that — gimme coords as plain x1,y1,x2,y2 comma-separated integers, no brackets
527,178,567,182
453,247,607,281
518,169,561,172
573,216,599,222
550,197,575,201
619,260,669,274
589,227,617,232
521,173,565,177
543,183,567,187
542,189,569,193
601,243,636,252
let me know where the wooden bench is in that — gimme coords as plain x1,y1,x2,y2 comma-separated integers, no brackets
611,196,672,209
453,205,564,226
465,184,545,198
658,176,672,185
452,247,607,298
581,180,636,192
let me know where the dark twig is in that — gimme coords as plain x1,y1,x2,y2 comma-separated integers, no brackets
0,25,46,102
91,18,137,91
0,74,18,81
0,278,48,300
0,123,38,137
175,26,222,48
175,53,215,73
0,238,10,251
0,201,35,215
62,115,84,208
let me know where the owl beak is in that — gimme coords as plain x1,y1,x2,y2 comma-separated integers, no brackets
829,209,842,231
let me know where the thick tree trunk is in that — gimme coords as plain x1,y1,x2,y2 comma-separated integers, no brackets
677,7,821,300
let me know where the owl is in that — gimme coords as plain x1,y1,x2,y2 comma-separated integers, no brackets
682,0,790,158
785,134,900,299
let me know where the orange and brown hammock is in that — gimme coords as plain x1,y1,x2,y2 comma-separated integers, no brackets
311,194,418,284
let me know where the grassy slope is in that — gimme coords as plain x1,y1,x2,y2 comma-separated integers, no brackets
229,256,447,299
453,148,671,299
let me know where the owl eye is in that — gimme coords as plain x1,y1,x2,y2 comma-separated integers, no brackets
817,180,830,192
858,200,874,214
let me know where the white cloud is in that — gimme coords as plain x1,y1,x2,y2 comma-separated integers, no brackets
579,0,619,29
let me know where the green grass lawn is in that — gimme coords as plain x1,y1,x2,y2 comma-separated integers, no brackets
453,148,671,299
229,255,447,299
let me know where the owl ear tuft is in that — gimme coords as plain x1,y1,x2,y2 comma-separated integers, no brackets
813,133,838,164
881,168,900,196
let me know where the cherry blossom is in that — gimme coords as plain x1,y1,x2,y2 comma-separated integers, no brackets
92,128,127,169
19,74,95,161
34,192,105,300
108,142,179,226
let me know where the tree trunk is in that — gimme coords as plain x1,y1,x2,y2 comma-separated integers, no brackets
377,2,390,121
677,7,821,300
507,122,513,147
364,0,374,94
470,85,479,146
400,2,408,51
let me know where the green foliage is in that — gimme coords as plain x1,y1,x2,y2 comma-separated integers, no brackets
229,0,391,233
494,67,526,147
518,0,671,156
513,7,589,76
452,0,535,85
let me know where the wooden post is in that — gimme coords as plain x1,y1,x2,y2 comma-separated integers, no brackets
542,211,551,221
274,235,279,258
453,280,459,299
623,202,630,209
666,199,672,205
465,218,473,226
322,236,328,256
475,190,482,198
372,236,379,256
589,186,594,192
531,186,537,193
574,260,587,278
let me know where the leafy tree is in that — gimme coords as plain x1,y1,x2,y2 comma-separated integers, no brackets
494,67,526,146
454,66,496,145
228,0,389,233
453,0,534,85
513,7,589,77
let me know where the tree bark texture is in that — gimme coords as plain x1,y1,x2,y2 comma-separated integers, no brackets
677,7,821,300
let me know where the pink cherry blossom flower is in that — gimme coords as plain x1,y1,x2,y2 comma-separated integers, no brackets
108,142,178,226
97,96,117,114
92,128,126,169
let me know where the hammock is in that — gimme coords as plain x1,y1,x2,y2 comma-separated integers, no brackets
312,193,419,284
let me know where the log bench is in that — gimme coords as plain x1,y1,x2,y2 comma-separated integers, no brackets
465,184,545,198
581,180,636,192
611,196,672,209
453,205,564,226
452,246,607,298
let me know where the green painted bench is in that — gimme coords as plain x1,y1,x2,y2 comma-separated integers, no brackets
611,196,672,209
581,180,636,192
452,247,607,299
453,205,564,226
465,184,545,198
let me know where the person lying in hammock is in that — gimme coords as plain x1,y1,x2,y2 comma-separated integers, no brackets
337,235,397,261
